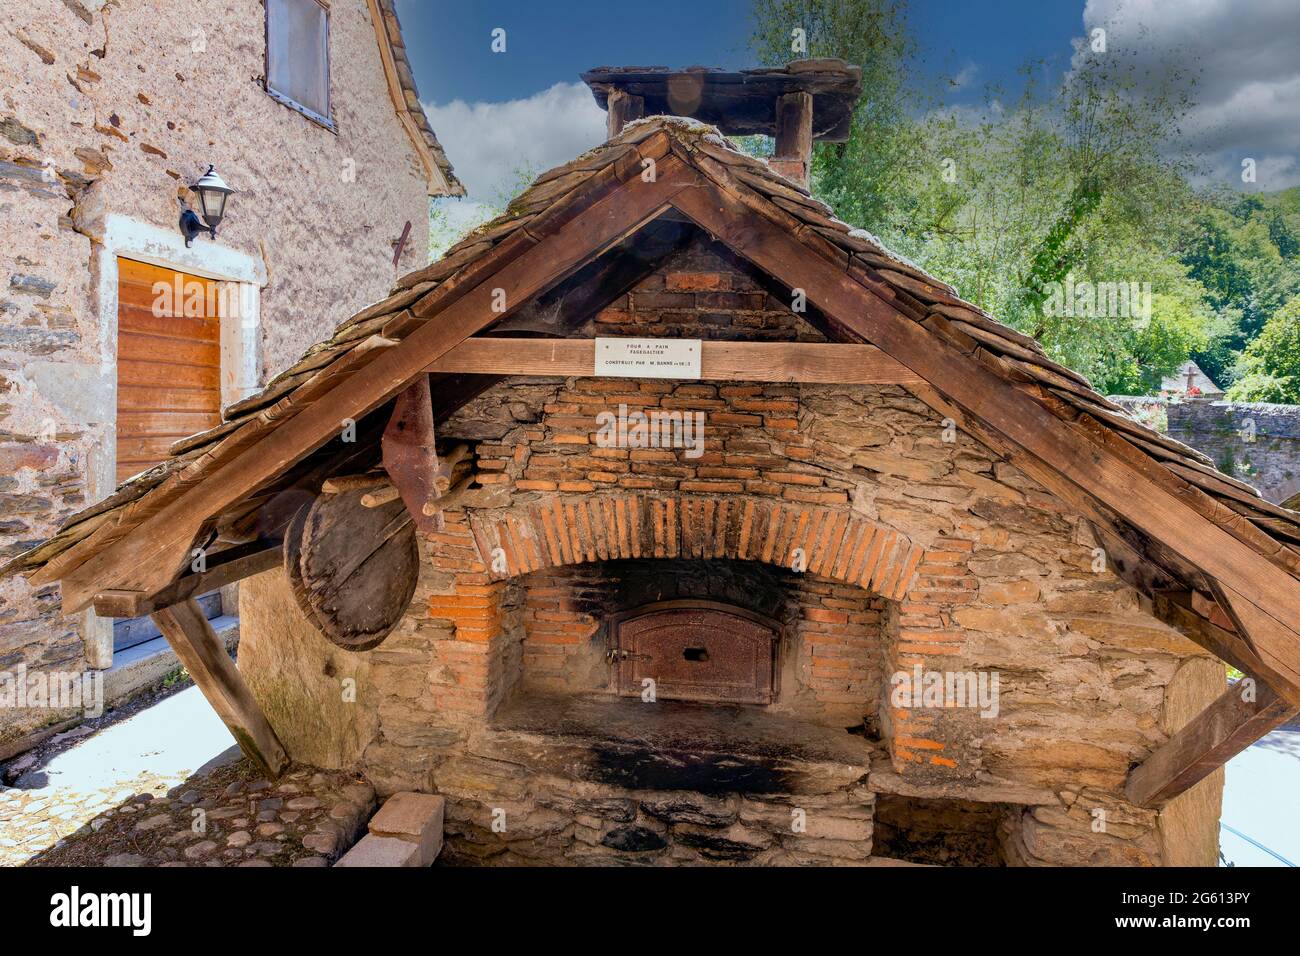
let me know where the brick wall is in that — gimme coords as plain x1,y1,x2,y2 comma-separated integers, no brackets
589,236,825,342
511,559,887,724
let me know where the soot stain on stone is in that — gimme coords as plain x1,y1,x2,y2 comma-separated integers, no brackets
601,825,667,852
589,744,793,794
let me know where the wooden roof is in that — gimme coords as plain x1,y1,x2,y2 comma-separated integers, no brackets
367,0,464,196
581,60,863,141
7,116,1300,707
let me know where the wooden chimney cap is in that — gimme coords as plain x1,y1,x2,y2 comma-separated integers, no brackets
580,59,863,142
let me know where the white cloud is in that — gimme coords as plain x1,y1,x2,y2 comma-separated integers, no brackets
1082,0,1300,189
423,82,607,204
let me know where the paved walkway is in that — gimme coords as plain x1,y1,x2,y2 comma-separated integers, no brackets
1,686,373,866
0,687,232,864
4,685,1296,866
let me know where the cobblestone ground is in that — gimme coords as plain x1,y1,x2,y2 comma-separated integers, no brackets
1,751,375,867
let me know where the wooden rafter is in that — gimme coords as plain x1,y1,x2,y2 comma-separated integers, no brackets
93,541,282,619
1126,680,1297,807
425,337,921,384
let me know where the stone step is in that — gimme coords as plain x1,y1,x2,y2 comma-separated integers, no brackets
334,792,445,867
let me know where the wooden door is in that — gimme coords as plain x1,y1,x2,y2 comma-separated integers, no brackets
115,258,222,484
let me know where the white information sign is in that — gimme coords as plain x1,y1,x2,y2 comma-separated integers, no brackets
594,337,702,379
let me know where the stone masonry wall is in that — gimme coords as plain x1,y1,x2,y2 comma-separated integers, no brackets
239,237,1224,864
1111,397,1300,505
0,0,431,745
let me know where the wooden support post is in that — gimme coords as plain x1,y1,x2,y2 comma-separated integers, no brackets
607,89,644,138
382,374,443,534
773,91,813,187
1126,679,1297,807
151,599,288,779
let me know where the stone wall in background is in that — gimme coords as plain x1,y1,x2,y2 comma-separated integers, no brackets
0,0,430,746
1112,397,1300,505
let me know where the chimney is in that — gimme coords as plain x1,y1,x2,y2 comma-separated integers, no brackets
581,59,862,188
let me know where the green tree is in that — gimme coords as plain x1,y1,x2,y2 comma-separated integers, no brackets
1181,189,1300,386
749,0,923,231
428,162,541,261
1226,296,1300,403
748,0,1212,393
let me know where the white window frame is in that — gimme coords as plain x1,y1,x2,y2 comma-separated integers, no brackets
82,214,267,668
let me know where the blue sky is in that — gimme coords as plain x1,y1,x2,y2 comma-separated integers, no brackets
393,0,1300,208
396,0,1084,108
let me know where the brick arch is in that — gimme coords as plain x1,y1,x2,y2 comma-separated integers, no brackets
458,492,928,601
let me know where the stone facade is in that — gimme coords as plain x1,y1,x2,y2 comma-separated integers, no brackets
1,0,443,747
240,236,1225,865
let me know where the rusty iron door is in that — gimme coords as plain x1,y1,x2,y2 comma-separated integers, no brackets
613,601,779,704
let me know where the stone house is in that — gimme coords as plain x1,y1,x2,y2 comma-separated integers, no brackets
6,63,1300,867
0,0,461,751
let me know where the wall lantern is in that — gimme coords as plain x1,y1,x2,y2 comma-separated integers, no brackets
180,165,235,247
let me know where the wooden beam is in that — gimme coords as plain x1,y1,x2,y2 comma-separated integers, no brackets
381,374,442,534
93,542,282,619
151,599,289,779
773,91,813,187
426,337,923,384
1126,679,1297,807
55,147,691,613
1149,589,1266,679
669,179,1300,702
606,89,644,138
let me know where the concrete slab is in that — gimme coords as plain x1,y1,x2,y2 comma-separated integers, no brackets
1221,727,1300,867
368,792,445,866
334,834,421,867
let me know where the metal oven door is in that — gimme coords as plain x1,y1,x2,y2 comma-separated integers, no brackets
612,601,779,704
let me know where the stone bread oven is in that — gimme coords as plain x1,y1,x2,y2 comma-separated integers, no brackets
15,63,1300,867
230,210,1233,865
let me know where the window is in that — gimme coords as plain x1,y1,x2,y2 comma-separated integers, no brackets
265,0,332,128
